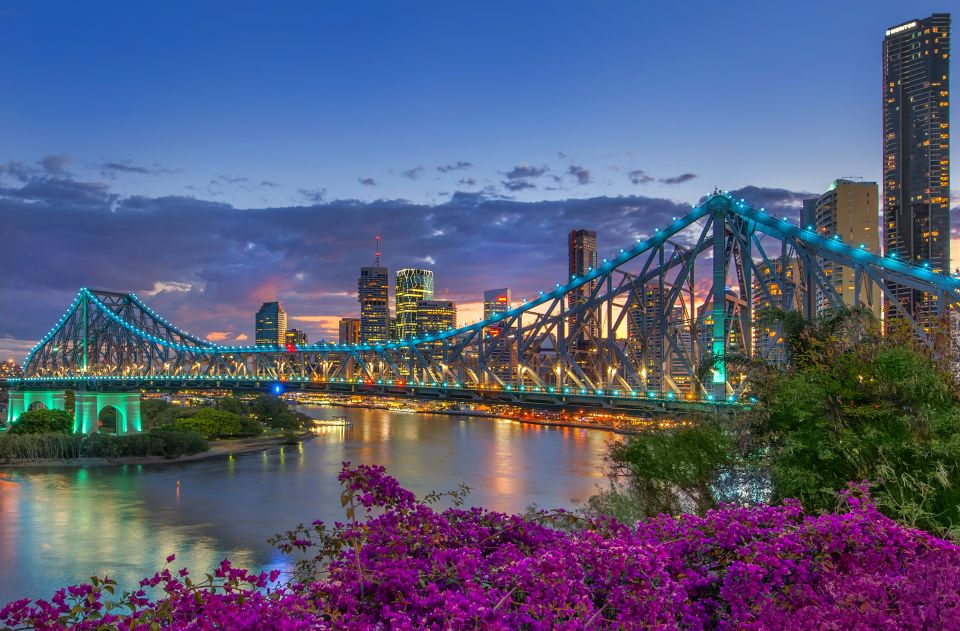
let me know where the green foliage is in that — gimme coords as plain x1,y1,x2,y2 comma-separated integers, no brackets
586,419,738,521
172,408,261,439
752,307,960,537
216,396,247,416
140,398,178,429
9,409,73,434
590,307,960,539
82,430,208,459
0,430,207,462
249,395,308,430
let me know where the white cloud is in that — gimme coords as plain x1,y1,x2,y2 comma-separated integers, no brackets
141,281,193,296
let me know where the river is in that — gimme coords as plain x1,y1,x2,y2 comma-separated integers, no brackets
0,406,617,604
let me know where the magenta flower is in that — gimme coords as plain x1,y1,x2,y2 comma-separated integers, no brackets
3,466,959,629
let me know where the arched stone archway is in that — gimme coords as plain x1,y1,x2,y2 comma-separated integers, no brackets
73,392,142,434
6,390,67,425
98,405,121,434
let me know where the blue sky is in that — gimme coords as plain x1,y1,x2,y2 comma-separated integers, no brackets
0,1,955,358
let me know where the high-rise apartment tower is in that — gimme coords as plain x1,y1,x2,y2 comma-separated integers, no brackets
883,14,951,328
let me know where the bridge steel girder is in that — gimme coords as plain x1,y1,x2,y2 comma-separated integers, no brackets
13,193,960,411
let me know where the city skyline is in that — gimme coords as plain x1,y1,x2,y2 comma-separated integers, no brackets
0,2,956,360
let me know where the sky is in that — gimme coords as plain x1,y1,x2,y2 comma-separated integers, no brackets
0,1,956,360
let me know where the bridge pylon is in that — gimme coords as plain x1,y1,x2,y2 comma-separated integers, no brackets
5,388,141,434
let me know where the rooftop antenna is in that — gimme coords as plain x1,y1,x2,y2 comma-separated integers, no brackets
375,234,381,266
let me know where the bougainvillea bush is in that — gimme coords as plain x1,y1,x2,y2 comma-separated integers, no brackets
3,464,960,630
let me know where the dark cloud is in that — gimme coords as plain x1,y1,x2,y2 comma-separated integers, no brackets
213,174,249,185
297,187,326,204
627,169,654,185
726,185,815,218
659,173,698,185
0,160,37,182
358,177,377,186
40,154,72,176
458,177,478,187
4,178,116,210
0,157,75,182
502,180,537,192
99,161,174,179
0,170,821,360
567,164,591,185
503,164,549,180
437,161,473,173
400,166,425,180
195,174,279,195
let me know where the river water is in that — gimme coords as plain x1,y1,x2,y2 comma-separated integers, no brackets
0,406,616,604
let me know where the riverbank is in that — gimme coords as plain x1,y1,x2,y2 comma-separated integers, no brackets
298,402,643,435
429,408,642,435
0,432,313,468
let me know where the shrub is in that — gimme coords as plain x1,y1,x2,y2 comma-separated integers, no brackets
80,430,208,459
754,310,960,537
249,395,307,430
0,433,84,461
0,430,207,462
2,466,959,629
8,409,73,434
172,408,261,439
140,399,177,430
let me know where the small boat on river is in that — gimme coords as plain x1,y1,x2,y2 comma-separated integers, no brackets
311,417,352,428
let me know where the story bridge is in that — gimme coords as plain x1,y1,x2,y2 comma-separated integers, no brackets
6,192,960,433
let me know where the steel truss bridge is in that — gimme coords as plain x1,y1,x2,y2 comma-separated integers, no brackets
8,192,960,421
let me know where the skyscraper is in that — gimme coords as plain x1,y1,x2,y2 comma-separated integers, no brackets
629,285,692,395
396,268,434,339
483,288,512,321
812,179,882,317
255,302,287,346
883,14,951,328
416,300,456,338
285,328,308,346
567,229,599,344
753,257,802,365
338,317,360,345
483,288,516,382
358,237,389,344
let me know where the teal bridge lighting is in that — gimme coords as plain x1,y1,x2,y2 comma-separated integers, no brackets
8,192,960,416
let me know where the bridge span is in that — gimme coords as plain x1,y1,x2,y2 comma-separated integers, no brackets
7,192,960,433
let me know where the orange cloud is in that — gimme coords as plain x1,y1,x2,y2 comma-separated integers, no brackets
205,331,231,341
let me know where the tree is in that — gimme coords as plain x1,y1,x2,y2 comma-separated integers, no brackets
9,409,74,434
752,308,960,537
216,397,247,416
589,307,960,538
585,418,739,522
141,399,177,430
249,395,306,430
173,408,261,439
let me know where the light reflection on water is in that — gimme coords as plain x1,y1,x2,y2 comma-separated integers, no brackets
0,407,616,604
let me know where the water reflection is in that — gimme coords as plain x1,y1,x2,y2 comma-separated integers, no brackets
0,407,616,603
